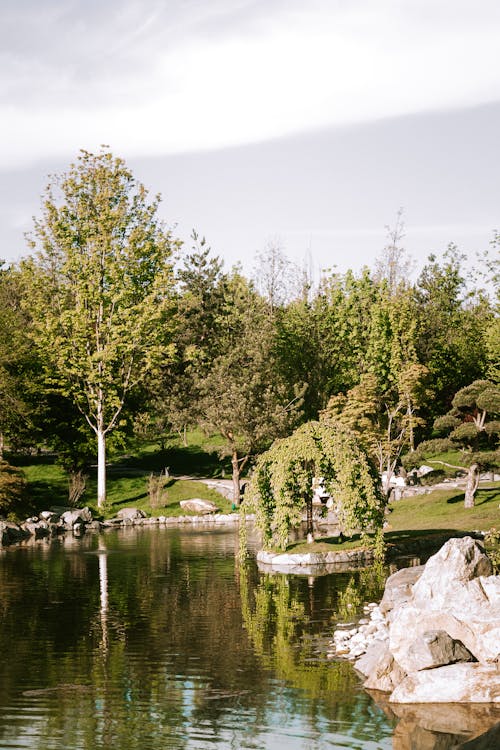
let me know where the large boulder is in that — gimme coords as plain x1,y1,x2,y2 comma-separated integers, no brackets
410,536,492,610
363,647,406,693
355,639,388,677
389,538,500,666
179,498,218,514
346,536,500,705
390,663,500,703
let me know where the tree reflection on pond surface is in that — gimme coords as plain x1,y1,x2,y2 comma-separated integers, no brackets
0,527,497,748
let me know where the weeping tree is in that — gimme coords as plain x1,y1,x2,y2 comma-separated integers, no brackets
245,421,385,551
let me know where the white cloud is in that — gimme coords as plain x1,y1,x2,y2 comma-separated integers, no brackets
1,0,500,168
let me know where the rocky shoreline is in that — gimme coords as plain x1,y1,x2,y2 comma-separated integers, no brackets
0,505,252,547
329,536,500,704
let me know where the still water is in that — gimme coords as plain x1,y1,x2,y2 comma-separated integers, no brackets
0,527,497,749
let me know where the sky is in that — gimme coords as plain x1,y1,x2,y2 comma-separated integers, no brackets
1,0,500,278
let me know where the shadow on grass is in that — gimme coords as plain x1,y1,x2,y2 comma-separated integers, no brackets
6,452,58,468
111,492,148,507
446,487,498,506
288,528,477,555
384,528,466,542
446,493,466,504
21,480,67,514
116,445,232,478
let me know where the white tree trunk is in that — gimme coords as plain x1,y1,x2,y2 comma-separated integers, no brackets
97,428,106,509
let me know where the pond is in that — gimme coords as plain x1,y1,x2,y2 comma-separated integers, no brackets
0,527,496,749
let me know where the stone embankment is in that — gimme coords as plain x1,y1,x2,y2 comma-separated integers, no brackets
0,504,251,547
329,536,500,703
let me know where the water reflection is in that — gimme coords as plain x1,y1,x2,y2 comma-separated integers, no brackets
0,528,496,748
369,692,500,749
97,538,109,653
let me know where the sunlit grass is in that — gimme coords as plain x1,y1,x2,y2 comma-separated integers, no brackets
287,484,500,555
14,441,234,519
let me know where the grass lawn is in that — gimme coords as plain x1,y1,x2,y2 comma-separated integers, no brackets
287,484,500,556
117,429,233,477
13,442,234,520
386,485,500,533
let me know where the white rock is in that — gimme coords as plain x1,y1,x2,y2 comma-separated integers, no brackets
390,663,500,704
364,649,407,693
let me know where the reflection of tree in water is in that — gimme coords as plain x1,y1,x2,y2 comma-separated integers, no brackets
238,563,392,741
336,563,387,622
0,530,395,749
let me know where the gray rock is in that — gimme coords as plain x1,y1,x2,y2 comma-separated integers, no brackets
40,511,60,524
389,603,500,667
116,507,146,521
411,537,492,610
22,521,50,539
402,629,475,672
389,663,500,704
389,538,500,667
179,498,218,514
60,507,92,527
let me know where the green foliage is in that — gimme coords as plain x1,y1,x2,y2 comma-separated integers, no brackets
195,269,304,502
0,460,26,516
405,380,500,507
0,264,35,450
415,246,493,419
433,414,461,434
22,148,180,506
322,361,430,490
484,528,500,573
246,421,384,551
449,422,478,442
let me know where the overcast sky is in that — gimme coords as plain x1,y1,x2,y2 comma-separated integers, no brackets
1,0,499,276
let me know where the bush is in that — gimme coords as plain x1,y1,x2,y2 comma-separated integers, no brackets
148,470,169,509
0,460,27,517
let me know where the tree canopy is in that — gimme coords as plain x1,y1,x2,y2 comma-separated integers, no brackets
22,148,180,507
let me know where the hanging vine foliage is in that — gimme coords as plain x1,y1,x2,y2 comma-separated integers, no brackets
245,421,385,551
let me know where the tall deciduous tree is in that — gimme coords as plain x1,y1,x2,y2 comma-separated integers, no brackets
373,208,414,294
23,149,179,507
197,270,303,504
415,246,491,418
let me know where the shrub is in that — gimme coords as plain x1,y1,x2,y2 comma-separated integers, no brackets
0,460,27,517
